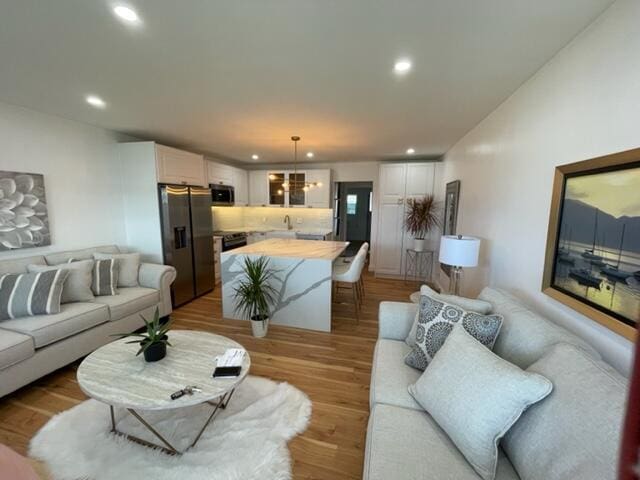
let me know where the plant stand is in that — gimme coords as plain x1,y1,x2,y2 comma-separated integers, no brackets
404,249,435,286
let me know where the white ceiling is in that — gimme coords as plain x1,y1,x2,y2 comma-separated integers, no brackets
0,0,613,164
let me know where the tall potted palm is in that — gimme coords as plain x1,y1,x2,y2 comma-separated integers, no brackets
234,256,278,337
405,195,440,251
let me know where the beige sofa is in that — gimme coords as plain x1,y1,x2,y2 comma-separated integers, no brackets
0,245,176,398
365,287,628,480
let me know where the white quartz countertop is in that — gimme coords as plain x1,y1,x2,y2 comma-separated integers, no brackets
217,227,333,235
221,238,349,260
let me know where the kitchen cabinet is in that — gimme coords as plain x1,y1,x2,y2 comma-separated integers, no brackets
207,161,234,186
247,231,268,244
305,169,331,208
374,162,436,276
249,171,269,206
155,145,206,187
213,236,223,284
266,230,296,239
233,167,249,206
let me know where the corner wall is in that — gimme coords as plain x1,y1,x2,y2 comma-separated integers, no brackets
442,0,639,374
0,101,130,258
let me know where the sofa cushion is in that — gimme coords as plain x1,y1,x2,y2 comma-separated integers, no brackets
91,258,119,296
405,295,503,370
405,285,493,348
371,339,422,410
0,302,109,348
364,403,521,480
0,329,35,370
28,259,94,304
94,252,140,287
91,287,159,321
409,326,552,480
504,343,627,480
478,287,600,369
0,255,46,275
44,245,120,266
0,270,69,320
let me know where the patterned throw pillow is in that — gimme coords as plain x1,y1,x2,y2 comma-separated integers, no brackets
91,258,119,296
405,295,503,370
0,270,70,320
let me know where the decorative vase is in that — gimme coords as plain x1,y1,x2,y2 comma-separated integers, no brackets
251,315,269,338
413,238,426,252
143,335,168,362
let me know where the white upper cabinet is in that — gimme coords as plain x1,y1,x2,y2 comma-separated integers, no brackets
233,167,249,206
306,169,331,208
207,160,234,185
406,163,435,199
155,144,206,186
249,170,269,206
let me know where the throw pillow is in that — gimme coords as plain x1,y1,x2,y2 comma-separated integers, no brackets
91,258,119,296
409,326,553,480
28,259,94,304
93,252,140,287
405,295,503,370
405,284,493,348
503,343,627,480
0,270,70,320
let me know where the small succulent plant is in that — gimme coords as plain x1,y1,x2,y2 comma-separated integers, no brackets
0,172,50,250
113,308,173,356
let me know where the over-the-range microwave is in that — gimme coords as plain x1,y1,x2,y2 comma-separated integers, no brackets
211,184,235,206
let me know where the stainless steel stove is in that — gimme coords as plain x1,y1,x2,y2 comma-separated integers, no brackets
214,231,247,251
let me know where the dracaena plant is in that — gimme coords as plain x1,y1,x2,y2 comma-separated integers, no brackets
234,256,278,321
112,307,172,356
404,195,440,239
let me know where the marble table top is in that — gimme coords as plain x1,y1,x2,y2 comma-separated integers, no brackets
223,238,349,260
77,330,250,411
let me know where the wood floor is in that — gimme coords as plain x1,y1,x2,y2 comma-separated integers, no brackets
0,270,416,479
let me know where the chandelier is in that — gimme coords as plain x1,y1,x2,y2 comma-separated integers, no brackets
273,136,322,196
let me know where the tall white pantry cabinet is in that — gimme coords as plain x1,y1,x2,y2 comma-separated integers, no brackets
374,162,437,277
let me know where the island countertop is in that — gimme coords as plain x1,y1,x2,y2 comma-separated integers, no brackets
223,238,349,261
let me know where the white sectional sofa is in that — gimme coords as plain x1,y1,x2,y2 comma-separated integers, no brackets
0,245,176,397
364,287,628,480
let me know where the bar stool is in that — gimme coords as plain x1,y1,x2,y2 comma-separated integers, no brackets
333,243,368,322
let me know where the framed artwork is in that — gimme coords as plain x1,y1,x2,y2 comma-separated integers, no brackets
441,180,461,276
542,148,640,340
0,171,50,251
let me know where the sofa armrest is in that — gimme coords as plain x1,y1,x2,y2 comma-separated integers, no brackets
138,263,177,318
378,301,417,340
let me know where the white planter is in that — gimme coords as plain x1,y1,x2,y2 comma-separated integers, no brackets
413,238,426,252
251,317,269,337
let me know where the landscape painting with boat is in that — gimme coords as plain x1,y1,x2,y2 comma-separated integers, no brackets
552,164,640,327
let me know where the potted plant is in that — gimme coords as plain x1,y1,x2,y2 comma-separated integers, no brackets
234,256,278,338
405,195,440,251
113,308,172,362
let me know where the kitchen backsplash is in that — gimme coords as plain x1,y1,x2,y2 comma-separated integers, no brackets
212,206,333,231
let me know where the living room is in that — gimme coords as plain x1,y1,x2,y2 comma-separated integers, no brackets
0,1,639,479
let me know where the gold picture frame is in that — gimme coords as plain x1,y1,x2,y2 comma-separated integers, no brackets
542,148,640,340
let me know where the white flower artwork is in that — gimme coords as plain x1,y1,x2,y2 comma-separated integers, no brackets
0,171,50,251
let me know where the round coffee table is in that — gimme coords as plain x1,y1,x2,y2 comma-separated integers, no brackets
77,330,250,455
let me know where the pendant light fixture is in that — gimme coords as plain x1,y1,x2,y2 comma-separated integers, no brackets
275,136,322,196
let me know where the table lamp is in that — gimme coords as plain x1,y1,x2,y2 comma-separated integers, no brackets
439,235,481,296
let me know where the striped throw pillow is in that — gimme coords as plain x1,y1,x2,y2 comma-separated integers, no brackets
0,270,70,321
92,258,119,296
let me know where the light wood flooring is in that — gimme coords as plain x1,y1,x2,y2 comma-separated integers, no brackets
0,270,416,479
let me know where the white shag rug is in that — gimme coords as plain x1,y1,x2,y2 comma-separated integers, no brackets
30,376,311,480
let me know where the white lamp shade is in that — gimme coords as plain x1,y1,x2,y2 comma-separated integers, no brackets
439,235,481,267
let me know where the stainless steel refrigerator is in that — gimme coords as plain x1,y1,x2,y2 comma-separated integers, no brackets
159,185,215,307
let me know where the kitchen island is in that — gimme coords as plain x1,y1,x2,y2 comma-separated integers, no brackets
220,238,349,332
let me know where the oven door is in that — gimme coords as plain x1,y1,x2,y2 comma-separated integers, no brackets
211,185,235,205
222,236,247,251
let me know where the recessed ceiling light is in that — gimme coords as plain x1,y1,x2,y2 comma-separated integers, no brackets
251,154,259,160
306,152,314,158
394,59,412,75
406,148,415,155
113,5,140,24
85,95,106,109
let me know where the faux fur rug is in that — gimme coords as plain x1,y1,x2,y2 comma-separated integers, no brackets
30,376,311,480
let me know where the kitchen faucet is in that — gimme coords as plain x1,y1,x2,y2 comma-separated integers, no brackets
284,214,292,230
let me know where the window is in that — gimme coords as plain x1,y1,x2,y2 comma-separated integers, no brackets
347,194,357,215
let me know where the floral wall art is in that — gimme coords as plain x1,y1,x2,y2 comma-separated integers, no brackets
0,171,50,251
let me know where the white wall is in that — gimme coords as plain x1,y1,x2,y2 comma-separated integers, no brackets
442,0,638,374
0,101,132,259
